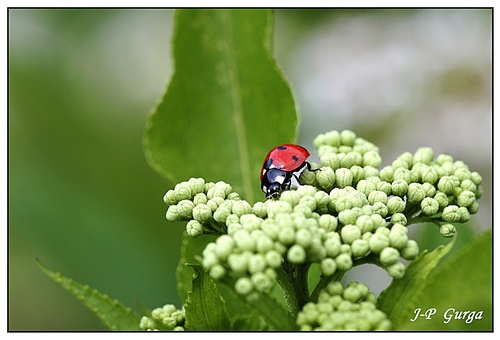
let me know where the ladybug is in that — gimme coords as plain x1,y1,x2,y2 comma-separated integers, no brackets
260,144,311,199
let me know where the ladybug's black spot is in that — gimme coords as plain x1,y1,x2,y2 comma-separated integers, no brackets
277,145,287,150
292,155,299,161
265,158,274,168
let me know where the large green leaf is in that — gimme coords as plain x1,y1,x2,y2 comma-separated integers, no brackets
397,228,492,330
143,9,299,204
184,265,231,330
37,260,141,330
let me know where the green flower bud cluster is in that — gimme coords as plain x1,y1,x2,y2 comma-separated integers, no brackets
163,178,243,237
200,184,418,300
139,304,185,331
304,130,483,233
296,281,392,330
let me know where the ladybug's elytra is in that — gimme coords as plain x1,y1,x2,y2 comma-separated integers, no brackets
260,144,311,199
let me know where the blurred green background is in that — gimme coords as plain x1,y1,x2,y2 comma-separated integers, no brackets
8,9,491,330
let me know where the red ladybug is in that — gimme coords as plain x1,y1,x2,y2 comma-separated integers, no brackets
260,144,311,199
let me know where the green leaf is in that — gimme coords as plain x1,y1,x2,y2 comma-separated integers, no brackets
37,260,141,330
184,265,231,330
217,276,297,330
176,232,215,304
377,234,456,329
396,228,492,330
143,9,299,203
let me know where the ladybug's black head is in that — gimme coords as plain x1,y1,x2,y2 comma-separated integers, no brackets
261,168,292,199
266,183,282,199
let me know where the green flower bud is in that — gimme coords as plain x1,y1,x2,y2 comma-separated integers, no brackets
363,150,382,168
457,190,476,207
174,182,192,201
393,167,411,183
334,168,353,188
240,214,263,231
193,193,208,205
235,277,253,295
460,179,477,193
420,165,439,184
325,235,342,257
363,166,379,178
340,151,362,168
397,151,414,168
386,262,405,279
435,154,454,165
440,223,456,238
207,197,224,212
340,130,357,146
442,205,461,223
335,253,353,271
202,249,218,269
318,214,338,231
214,235,235,259
163,190,179,206
421,197,439,215
206,186,226,200
320,152,341,170
319,130,341,148
231,200,252,217
441,161,455,175
388,224,409,249
166,205,180,222
295,228,314,248
458,206,471,222
341,224,361,244
379,166,394,183
338,209,358,226
372,202,388,217
470,171,482,186
251,201,267,218
186,220,203,238
407,183,426,204
468,201,479,214
314,191,331,212
279,190,301,207
287,244,307,263
192,204,213,223
437,176,459,194
233,229,255,251
400,239,419,260
278,226,296,245
379,247,400,265
351,239,370,257
368,190,388,205
434,191,449,208
188,177,206,195
213,206,231,224
210,264,226,280
356,215,375,233
421,182,436,197
265,249,283,268
369,233,390,254
387,196,406,214
413,147,434,164
350,165,365,184
174,200,193,220
376,181,392,195
317,167,336,191
321,258,337,276
356,179,376,197
391,179,408,196
228,251,251,273
454,167,471,182
248,254,267,274
390,213,407,225
392,159,409,169
251,272,273,292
